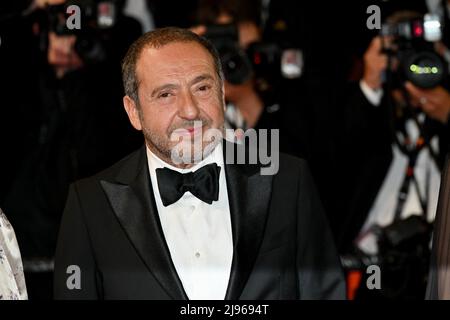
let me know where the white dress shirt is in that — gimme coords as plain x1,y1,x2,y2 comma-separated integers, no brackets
359,80,384,107
146,142,233,300
357,82,441,254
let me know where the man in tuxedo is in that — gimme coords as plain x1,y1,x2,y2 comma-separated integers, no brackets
53,27,345,300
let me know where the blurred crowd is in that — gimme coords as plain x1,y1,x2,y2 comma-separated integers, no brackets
0,0,449,299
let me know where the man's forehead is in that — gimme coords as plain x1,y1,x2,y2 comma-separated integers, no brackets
140,42,214,67
136,42,217,82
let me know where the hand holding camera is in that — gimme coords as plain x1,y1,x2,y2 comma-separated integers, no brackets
405,81,450,124
362,11,450,125
37,0,118,78
35,0,66,9
47,31,83,78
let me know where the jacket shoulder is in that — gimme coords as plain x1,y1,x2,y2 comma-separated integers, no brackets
278,152,310,175
73,147,143,190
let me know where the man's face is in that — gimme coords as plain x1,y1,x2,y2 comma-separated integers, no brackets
124,41,225,166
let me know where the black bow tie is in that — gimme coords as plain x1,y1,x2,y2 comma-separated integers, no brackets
155,163,221,206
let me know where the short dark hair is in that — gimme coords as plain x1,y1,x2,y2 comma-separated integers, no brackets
121,27,223,104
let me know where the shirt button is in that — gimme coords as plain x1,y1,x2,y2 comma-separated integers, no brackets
195,252,201,258
190,205,195,211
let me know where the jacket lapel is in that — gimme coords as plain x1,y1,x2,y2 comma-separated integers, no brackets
100,147,188,300
98,141,273,300
223,141,274,300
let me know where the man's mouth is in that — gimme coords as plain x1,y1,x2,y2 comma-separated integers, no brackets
173,125,204,137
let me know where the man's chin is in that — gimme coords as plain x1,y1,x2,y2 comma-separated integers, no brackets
169,139,220,165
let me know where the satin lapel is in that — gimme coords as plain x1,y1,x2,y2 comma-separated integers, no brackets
223,143,274,300
100,147,187,300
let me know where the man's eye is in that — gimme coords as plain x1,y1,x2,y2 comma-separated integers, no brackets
158,92,172,98
198,85,211,91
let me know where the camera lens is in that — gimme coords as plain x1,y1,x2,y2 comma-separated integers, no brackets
404,51,445,89
220,49,253,85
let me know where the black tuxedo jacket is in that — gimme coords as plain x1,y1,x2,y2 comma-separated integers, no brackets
54,142,345,300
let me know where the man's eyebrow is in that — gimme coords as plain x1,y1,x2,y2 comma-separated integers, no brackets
150,84,178,97
190,74,215,85
150,75,215,97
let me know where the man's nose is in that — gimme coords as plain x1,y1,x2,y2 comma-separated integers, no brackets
177,90,200,120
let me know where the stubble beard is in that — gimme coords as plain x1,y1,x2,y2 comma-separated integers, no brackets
142,119,224,168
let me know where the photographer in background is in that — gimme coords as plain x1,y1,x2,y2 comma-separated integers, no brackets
338,7,450,299
0,0,142,299
191,0,283,132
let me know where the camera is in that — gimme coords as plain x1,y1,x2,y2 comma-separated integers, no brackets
43,0,118,65
203,23,302,86
203,24,253,85
381,13,447,89
341,215,432,299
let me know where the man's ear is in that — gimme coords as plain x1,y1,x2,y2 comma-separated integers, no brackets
221,83,226,112
123,95,143,131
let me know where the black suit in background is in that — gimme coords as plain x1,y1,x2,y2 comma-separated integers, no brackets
54,142,346,300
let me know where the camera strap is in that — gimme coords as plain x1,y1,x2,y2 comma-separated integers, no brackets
393,120,430,221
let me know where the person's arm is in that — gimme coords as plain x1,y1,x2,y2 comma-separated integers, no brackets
54,184,100,299
295,160,346,300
